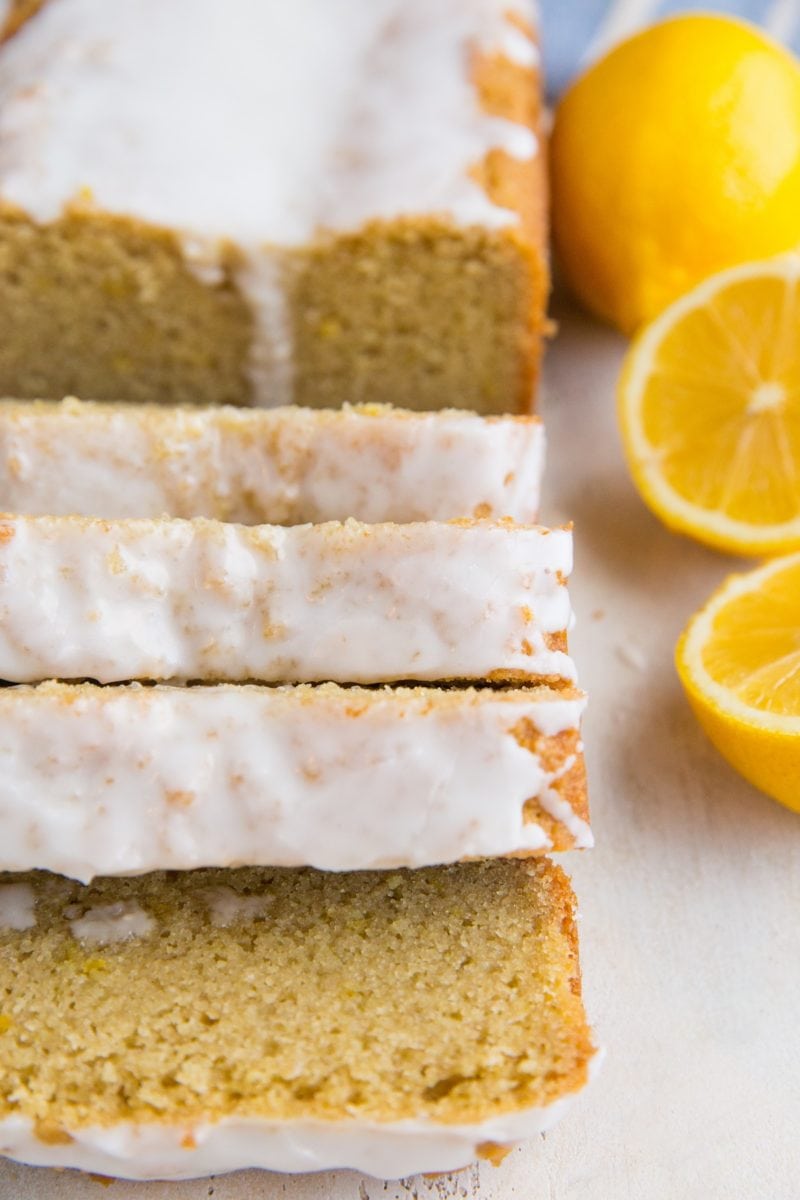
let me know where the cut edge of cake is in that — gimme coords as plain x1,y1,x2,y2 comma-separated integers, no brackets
0,859,597,1181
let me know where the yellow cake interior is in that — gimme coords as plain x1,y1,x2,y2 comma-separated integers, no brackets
0,860,593,1136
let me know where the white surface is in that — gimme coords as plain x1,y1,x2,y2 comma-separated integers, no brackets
0,401,545,525
0,517,573,685
2,302,799,1197
0,681,588,879
0,0,538,403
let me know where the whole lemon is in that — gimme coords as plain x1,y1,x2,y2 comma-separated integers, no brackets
550,15,800,334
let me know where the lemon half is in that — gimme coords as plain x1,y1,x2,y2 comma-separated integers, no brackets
618,255,800,556
677,554,800,811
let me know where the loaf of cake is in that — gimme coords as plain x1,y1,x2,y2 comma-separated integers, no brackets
0,515,574,685
0,399,545,523
0,860,595,1181
0,0,547,413
0,681,590,879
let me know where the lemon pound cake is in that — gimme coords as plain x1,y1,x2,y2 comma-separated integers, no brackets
0,860,595,1181
0,516,574,685
0,681,590,880
0,399,545,523
0,0,546,413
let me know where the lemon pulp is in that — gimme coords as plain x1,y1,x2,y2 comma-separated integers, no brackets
677,554,800,811
619,257,800,556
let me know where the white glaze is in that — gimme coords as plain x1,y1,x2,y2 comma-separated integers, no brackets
0,0,540,404
0,1094,582,1181
0,681,589,880
202,887,275,928
0,516,574,685
0,399,545,524
538,786,593,848
0,882,35,931
68,900,155,944
237,256,294,405
491,22,541,67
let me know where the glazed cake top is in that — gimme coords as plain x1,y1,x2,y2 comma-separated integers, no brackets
0,515,575,685
0,399,546,525
0,0,539,246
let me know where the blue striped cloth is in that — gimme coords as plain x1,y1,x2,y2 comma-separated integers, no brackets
541,0,800,95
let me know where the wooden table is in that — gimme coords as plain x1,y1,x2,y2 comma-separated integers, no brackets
3,299,799,1200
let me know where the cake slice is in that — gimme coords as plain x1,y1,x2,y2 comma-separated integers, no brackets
0,0,546,413
0,399,545,523
0,680,590,880
0,515,574,685
0,860,595,1181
